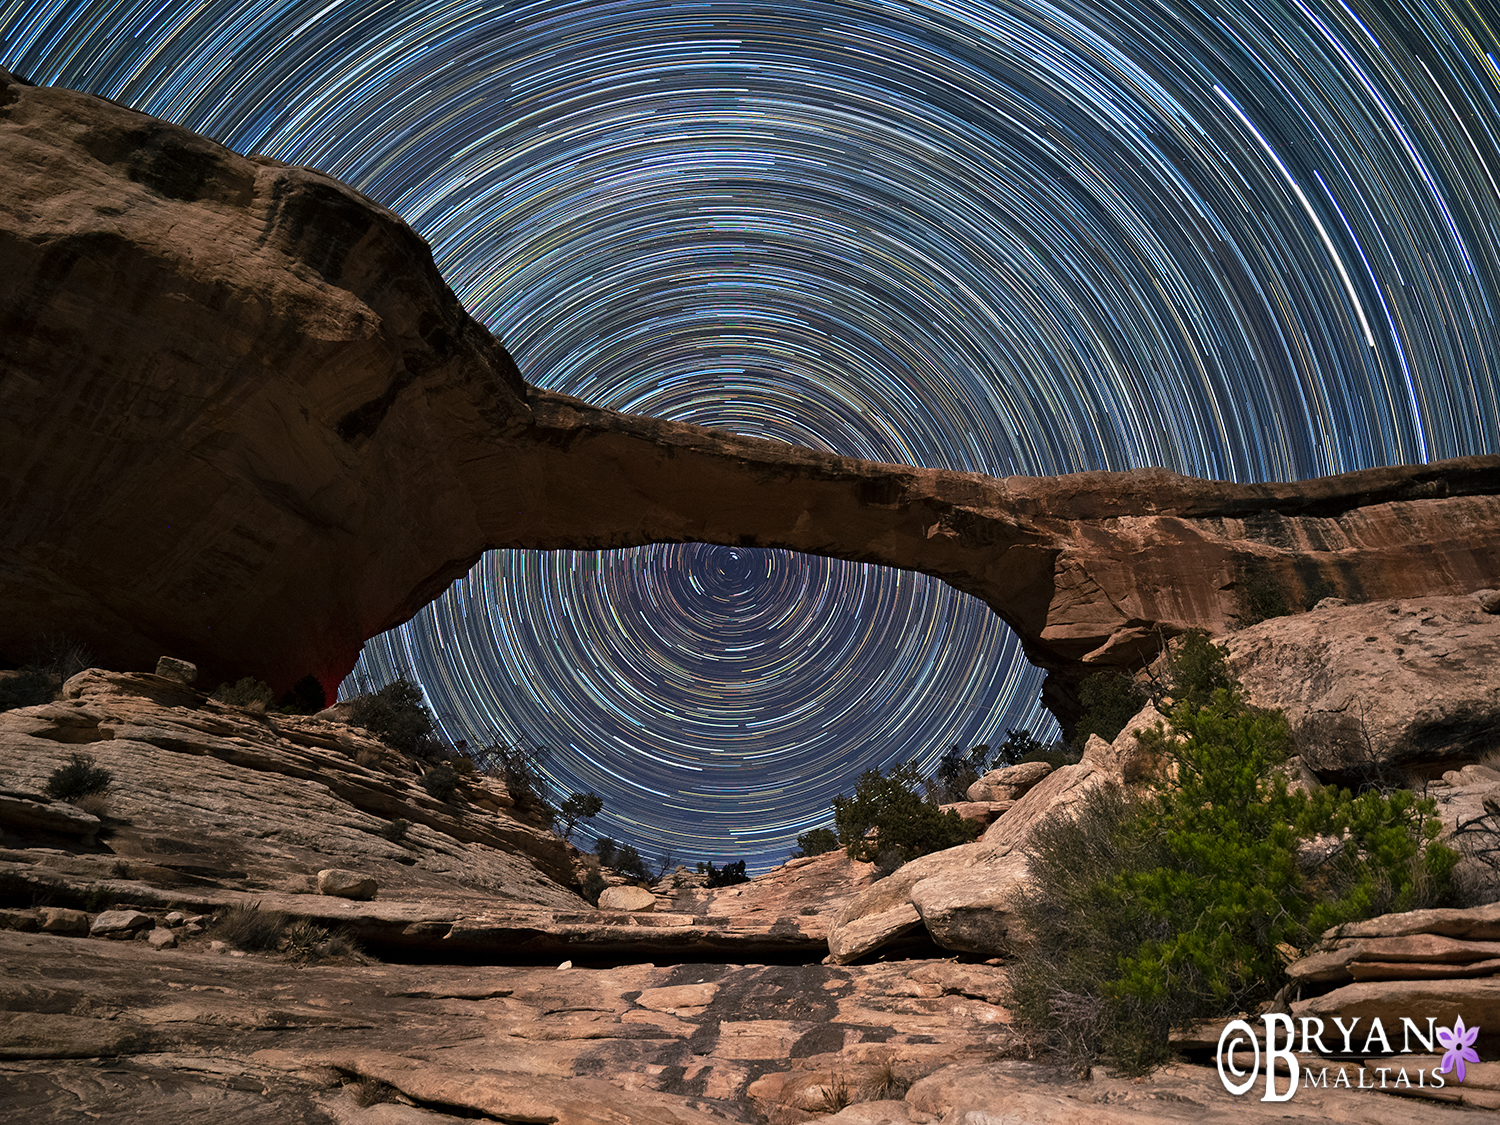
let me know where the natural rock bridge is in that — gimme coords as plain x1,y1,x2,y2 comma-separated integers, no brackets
4,68,1499,725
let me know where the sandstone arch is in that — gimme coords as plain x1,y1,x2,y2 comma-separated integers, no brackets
4,69,1499,725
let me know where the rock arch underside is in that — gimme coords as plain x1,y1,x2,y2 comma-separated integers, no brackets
4,68,1500,728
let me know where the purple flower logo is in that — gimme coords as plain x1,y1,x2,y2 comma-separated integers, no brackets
1436,1016,1480,1084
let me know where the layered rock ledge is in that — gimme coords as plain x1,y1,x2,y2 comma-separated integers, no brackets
4,68,1500,724
0,667,846,962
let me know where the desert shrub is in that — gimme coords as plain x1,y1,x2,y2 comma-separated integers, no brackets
994,728,1050,766
863,1057,910,1100
816,1073,852,1113
832,764,980,864
1008,683,1458,1075
1232,564,1291,627
1015,744,1076,769
610,843,650,881
379,818,410,844
1072,672,1146,747
0,666,55,712
595,836,617,866
926,731,1062,802
467,740,552,817
30,632,93,681
212,902,290,952
927,743,991,802
652,849,678,881
349,678,434,755
420,763,460,802
558,792,603,840
75,792,112,817
1162,628,1233,711
282,919,360,962
704,859,749,887
44,753,113,803
793,827,839,858
212,677,274,708
581,870,607,906
871,846,906,880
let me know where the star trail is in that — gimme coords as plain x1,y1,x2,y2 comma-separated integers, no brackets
5,0,1498,869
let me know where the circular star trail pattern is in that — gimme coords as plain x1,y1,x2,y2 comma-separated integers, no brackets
6,0,1499,868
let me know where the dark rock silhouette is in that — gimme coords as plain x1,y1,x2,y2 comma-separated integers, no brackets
4,68,1499,725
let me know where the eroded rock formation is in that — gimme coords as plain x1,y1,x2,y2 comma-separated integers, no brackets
3,670,1496,1121
5,68,1500,724
1224,592,1500,777
0,666,852,961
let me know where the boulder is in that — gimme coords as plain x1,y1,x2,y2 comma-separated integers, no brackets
1289,933,1500,985
317,869,378,901
1291,978,1500,1036
146,928,178,950
1315,900,1500,943
0,908,37,931
907,849,1030,953
981,759,1111,851
965,760,1052,802
1225,594,1500,773
152,657,197,684
596,885,656,912
4,71,1500,725
38,908,89,935
827,902,925,964
89,910,153,938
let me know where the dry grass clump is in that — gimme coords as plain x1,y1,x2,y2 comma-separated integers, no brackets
815,1072,852,1113
44,752,112,803
282,918,363,963
74,791,112,817
211,677,274,709
211,905,364,961
211,902,291,952
346,1077,400,1107
862,1056,911,1101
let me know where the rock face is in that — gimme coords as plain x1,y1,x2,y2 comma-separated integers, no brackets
1225,593,1500,775
4,70,1500,724
1284,902,1500,1108
3,927,1490,1124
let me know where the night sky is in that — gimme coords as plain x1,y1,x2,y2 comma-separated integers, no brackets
5,0,1499,871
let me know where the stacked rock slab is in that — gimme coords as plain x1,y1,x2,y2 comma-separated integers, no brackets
4,69,1500,726
1286,902,1500,1110
0,665,845,961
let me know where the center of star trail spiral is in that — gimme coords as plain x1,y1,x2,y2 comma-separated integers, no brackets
6,0,1497,869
